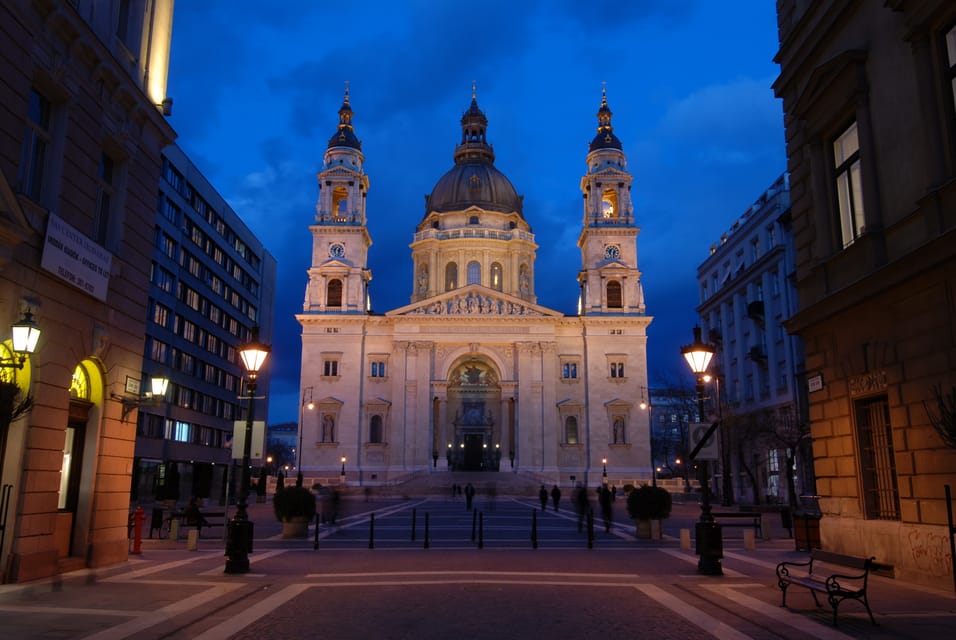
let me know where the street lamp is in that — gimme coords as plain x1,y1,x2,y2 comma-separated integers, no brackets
298,386,314,472
704,373,732,507
0,311,41,370
681,325,722,576
340,455,347,476
224,331,270,574
602,457,608,485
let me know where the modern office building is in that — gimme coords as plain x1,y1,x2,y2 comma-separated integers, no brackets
774,0,956,589
297,89,653,488
0,0,175,582
131,145,276,506
695,174,811,506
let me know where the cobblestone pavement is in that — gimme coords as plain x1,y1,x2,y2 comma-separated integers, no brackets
1,498,954,639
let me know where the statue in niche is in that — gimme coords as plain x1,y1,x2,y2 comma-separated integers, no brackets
418,265,428,293
322,414,335,442
612,417,625,444
519,264,530,294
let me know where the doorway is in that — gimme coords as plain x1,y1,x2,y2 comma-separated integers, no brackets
463,434,484,470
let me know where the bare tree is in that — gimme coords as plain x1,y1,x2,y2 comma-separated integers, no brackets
925,385,956,449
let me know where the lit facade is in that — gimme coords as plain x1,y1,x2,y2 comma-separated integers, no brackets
0,0,175,582
297,90,653,488
695,174,812,505
774,0,956,589
132,145,276,506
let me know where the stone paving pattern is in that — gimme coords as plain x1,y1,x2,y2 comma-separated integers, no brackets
0,497,954,639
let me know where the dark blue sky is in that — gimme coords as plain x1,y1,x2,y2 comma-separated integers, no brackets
166,1,786,424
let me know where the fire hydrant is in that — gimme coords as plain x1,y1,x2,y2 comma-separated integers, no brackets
132,507,145,555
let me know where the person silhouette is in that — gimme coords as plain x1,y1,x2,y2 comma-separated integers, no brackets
539,485,548,511
464,482,476,510
551,485,561,512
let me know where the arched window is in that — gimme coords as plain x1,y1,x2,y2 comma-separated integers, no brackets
332,186,349,218
490,262,503,291
326,279,343,307
467,261,481,285
445,262,458,291
369,415,383,443
601,188,618,218
565,416,578,444
606,281,622,308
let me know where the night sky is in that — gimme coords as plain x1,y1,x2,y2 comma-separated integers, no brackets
166,1,786,424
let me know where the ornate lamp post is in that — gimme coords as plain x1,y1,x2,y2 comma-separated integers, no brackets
224,333,270,574
0,311,42,370
681,325,722,576
602,457,608,485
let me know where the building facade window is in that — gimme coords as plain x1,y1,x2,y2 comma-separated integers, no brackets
609,362,625,378
490,262,503,291
369,415,383,443
606,281,622,308
855,395,900,520
946,25,956,118
833,121,865,247
562,362,578,379
326,279,343,307
467,261,481,285
94,153,116,247
323,360,339,377
445,262,458,291
564,416,578,444
370,361,386,377
18,89,52,202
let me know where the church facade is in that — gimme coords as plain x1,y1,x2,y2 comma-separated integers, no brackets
296,89,653,487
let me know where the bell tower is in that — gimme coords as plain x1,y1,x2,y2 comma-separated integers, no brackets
304,86,373,314
577,88,645,315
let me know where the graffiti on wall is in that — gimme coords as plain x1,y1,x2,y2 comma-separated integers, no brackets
906,528,953,577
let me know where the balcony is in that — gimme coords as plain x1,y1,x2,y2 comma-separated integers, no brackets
746,300,765,322
747,345,767,364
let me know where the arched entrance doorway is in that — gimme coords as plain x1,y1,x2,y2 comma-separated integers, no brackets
447,358,502,471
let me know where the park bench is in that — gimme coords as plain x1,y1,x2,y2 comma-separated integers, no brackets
711,511,762,537
178,510,225,538
775,549,877,626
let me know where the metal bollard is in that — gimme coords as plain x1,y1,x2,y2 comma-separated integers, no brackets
587,509,594,549
531,509,538,549
424,512,430,549
478,512,483,549
314,513,320,550
131,507,145,555
411,508,417,542
369,512,375,549
471,508,477,542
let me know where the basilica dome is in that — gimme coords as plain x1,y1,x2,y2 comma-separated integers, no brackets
425,96,523,216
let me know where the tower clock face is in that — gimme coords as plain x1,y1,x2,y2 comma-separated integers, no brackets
329,243,345,258
604,244,621,260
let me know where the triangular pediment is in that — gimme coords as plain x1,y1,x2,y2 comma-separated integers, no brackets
387,284,564,318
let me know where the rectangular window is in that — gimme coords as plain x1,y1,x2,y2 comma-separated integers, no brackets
152,302,170,328
562,362,578,379
370,361,386,377
750,237,760,262
834,121,865,247
323,360,339,377
767,224,777,249
856,395,900,520
93,153,115,246
19,89,51,201
946,25,956,117
609,362,624,378
150,338,168,363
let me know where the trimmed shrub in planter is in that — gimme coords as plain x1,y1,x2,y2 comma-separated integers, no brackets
626,485,672,539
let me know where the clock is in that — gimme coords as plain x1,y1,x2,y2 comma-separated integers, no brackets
329,243,345,258
604,245,621,260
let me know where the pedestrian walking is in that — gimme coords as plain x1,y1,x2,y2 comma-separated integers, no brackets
539,485,548,511
598,485,613,532
464,482,475,510
574,483,589,532
551,484,561,511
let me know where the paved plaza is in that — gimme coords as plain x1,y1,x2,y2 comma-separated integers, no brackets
1,496,954,639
